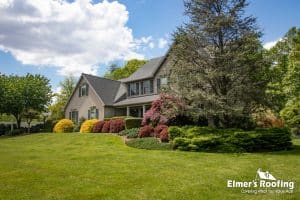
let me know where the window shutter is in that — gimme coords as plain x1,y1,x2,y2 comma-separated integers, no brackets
157,78,161,92
96,109,99,119
79,86,81,97
88,110,91,120
136,82,139,95
69,112,71,120
127,84,130,97
150,80,153,93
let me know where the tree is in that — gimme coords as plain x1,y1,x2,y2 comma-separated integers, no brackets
23,109,39,133
267,27,300,112
109,63,120,73
168,0,269,128
104,59,147,80
268,27,300,134
0,74,52,128
49,76,77,120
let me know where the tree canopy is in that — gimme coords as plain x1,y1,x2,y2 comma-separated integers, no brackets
49,76,77,120
104,59,147,80
168,0,269,128
0,74,52,128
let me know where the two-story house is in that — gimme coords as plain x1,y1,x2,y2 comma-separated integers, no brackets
64,54,170,123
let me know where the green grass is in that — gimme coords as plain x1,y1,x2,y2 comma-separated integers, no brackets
0,133,299,200
126,137,172,150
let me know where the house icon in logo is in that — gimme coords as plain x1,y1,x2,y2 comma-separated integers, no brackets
256,168,276,181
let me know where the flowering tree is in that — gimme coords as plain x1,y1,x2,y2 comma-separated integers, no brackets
142,94,185,127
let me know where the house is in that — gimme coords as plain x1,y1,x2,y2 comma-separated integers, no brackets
64,54,171,123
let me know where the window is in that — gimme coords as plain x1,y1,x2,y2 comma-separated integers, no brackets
157,77,167,91
69,110,78,124
141,80,153,95
79,83,89,97
129,82,139,96
88,106,99,119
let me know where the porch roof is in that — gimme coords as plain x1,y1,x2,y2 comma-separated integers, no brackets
113,94,159,107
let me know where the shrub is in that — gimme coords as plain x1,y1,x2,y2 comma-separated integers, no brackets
93,121,105,133
5,128,25,136
168,126,184,140
0,124,12,135
126,137,171,150
125,118,142,129
138,125,154,138
110,119,125,133
154,125,168,138
172,127,292,152
101,121,111,133
159,127,169,143
173,137,191,151
53,119,74,133
80,119,99,133
119,128,139,138
104,118,112,121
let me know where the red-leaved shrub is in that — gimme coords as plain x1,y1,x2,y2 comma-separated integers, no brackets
153,124,168,138
109,119,125,133
101,121,111,133
138,125,154,138
93,121,105,133
159,127,169,143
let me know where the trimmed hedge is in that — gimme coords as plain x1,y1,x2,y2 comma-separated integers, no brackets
102,121,111,133
80,119,99,133
53,119,74,133
93,121,105,133
172,127,292,152
109,119,125,133
125,118,142,129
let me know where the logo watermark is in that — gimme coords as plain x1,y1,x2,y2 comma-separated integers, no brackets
227,168,295,194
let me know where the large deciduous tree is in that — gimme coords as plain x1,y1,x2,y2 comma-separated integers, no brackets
0,74,52,128
168,0,269,128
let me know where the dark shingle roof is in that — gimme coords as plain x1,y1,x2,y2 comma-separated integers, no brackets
113,95,159,107
83,74,121,106
121,56,166,82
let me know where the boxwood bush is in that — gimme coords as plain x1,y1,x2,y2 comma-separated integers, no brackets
125,118,142,129
118,128,139,138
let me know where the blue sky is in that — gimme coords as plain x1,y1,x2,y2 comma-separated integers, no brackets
0,0,299,92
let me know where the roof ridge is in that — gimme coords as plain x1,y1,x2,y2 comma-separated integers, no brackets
82,73,121,83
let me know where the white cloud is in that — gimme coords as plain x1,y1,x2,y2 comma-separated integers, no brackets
0,0,145,76
149,42,154,49
263,38,281,50
158,38,168,49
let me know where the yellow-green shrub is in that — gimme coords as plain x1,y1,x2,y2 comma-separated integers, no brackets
80,119,99,133
53,119,74,133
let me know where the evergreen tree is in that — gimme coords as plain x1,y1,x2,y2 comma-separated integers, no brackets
168,0,269,128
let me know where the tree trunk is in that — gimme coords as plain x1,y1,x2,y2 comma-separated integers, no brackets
14,114,22,129
207,115,215,128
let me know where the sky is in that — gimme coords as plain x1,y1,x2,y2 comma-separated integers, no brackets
0,0,300,92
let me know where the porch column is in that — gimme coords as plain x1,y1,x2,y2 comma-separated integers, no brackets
142,105,146,116
126,106,130,116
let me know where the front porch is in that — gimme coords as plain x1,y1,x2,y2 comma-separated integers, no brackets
115,104,151,118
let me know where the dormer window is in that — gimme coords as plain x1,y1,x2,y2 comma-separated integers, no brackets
79,83,89,97
141,80,153,95
129,82,139,96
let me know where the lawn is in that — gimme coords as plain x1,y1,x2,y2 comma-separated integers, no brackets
0,133,299,200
